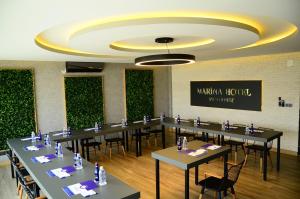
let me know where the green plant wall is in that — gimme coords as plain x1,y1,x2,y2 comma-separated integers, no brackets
125,70,154,122
0,70,36,150
65,77,104,129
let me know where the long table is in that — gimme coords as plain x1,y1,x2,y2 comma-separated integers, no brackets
7,138,140,199
161,117,283,181
152,140,230,199
50,119,163,160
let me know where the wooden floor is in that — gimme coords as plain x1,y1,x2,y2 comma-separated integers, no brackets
1,131,300,199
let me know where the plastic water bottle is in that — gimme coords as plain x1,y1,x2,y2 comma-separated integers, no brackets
250,123,254,133
177,115,181,124
47,134,51,146
143,116,147,124
44,134,48,145
38,130,42,141
99,166,107,186
182,137,187,150
95,122,99,130
160,112,164,121
57,143,63,157
98,121,102,129
226,120,230,130
31,131,36,143
94,162,99,183
221,122,226,131
197,117,201,127
245,126,250,135
73,153,78,168
77,154,83,170
177,137,182,151
55,142,58,155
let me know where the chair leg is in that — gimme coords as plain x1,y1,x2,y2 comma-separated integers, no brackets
154,135,157,147
25,193,29,199
109,143,112,159
121,145,126,157
260,151,263,172
231,187,236,199
234,145,238,164
199,187,205,199
117,142,120,153
105,143,107,154
268,151,273,168
242,144,246,155
19,186,23,199
17,181,21,195
214,191,218,199
147,137,150,147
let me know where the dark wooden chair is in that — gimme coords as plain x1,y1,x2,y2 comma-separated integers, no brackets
104,133,125,159
198,160,244,199
223,124,246,163
147,128,162,146
131,128,151,147
82,137,102,156
244,127,274,171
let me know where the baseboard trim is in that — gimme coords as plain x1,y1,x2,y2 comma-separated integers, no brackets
271,148,298,156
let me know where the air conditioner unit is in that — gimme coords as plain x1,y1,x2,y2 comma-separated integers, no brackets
66,62,104,73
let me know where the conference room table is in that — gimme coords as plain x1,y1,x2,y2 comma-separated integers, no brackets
152,140,231,199
49,117,282,181
7,137,140,199
50,119,163,160
160,117,283,181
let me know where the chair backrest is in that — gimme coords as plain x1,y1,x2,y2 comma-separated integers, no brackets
226,160,245,184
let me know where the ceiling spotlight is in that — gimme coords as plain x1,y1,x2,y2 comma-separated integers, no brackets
135,37,195,66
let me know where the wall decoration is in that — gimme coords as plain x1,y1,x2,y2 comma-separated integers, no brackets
125,70,154,121
65,77,104,129
191,81,262,111
0,70,36,150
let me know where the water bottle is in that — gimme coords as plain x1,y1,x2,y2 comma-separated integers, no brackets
44,134,48,145
31,131,36,143
73,153,78,168
99,166,107,186
250,123,254,133
55,142,58,155
160,112,165,121
226,120,230,130
94,162,99,183
57,143,63,157
245,126,250,135
77,154,83,170
95,122,99,130
47,134,51,146
197,117,201,127
221,122,226,131
98,121,102,129
177,115,181,124
182,137,187,150
177,137,182,151
143,116,147,124
38,130,42,141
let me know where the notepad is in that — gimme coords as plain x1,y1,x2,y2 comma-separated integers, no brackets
188,149,207,157
47,165,76,178
25,144,45,151
206,145,221,150
63,180,98,197
32,154,56,163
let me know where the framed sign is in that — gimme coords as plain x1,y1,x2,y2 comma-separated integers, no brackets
190,81,262,111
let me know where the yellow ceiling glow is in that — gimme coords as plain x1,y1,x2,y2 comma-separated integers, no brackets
110,38,215,52
35,11,298,58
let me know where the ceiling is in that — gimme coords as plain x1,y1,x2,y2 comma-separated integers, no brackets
0,0,299,63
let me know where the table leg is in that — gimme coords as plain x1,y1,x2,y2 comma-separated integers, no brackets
217,135,220,145
135,129,139,157
185,169,189,199
75,140,79,153
139,128,142,156
277,137,281,171
71,140,74,152
156,159,160,199
162,125,166,149
202,132,205,141
81,139,85,159
221,135,224,146
195,166,199,185
86,139,90,161
9,149,15,178
175,128,178,144
125,131,129,152
263,142,268,181
224,152,228,196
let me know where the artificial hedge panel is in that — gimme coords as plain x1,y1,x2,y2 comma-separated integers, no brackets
0,70,36,150
125,70,154,122
64,77,104,129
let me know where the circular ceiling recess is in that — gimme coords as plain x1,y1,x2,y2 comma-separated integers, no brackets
35,11,298,63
